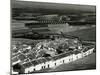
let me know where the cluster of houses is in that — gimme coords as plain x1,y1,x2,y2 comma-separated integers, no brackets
12,43,94,74
11,34,95,74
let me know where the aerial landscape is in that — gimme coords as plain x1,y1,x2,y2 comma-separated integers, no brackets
11,0,96,74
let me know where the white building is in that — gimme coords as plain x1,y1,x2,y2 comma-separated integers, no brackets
12,46,94,74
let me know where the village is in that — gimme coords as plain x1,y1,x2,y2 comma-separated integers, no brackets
11,34,95,74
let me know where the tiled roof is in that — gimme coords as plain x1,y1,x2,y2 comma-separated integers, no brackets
52,51,73,60
22,57,52,68
26,53,36,60
83,46,93,52
18,54,27,61
22,62,32,68
31,60,38,66
73,50,81,54
12,56,19,63
45,57,51,61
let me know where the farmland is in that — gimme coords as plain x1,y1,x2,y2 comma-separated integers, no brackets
64,27,96,41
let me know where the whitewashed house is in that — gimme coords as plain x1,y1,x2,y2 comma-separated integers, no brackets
88,48,94,54
73,54,78,61
13,45,95,74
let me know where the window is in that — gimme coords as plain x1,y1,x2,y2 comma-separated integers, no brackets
34,68,35,71
63,60,64,63
44,66,45,69
48,64,49,68
55,63,56,66
41,66,43,69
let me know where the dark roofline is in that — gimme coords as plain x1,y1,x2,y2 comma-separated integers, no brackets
73,50,81,54
22,62,33,68
52,51,73,60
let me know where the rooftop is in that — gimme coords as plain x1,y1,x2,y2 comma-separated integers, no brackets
52,51,73,60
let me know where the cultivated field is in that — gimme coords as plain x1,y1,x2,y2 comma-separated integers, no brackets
65,27,96,41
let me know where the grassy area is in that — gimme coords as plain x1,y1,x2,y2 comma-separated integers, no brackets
11,38,45,45
65,27,96,41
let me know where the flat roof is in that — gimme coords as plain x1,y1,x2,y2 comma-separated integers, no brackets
22,62,33,68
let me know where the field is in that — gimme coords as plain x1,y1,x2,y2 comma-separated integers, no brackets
65,27,96,41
